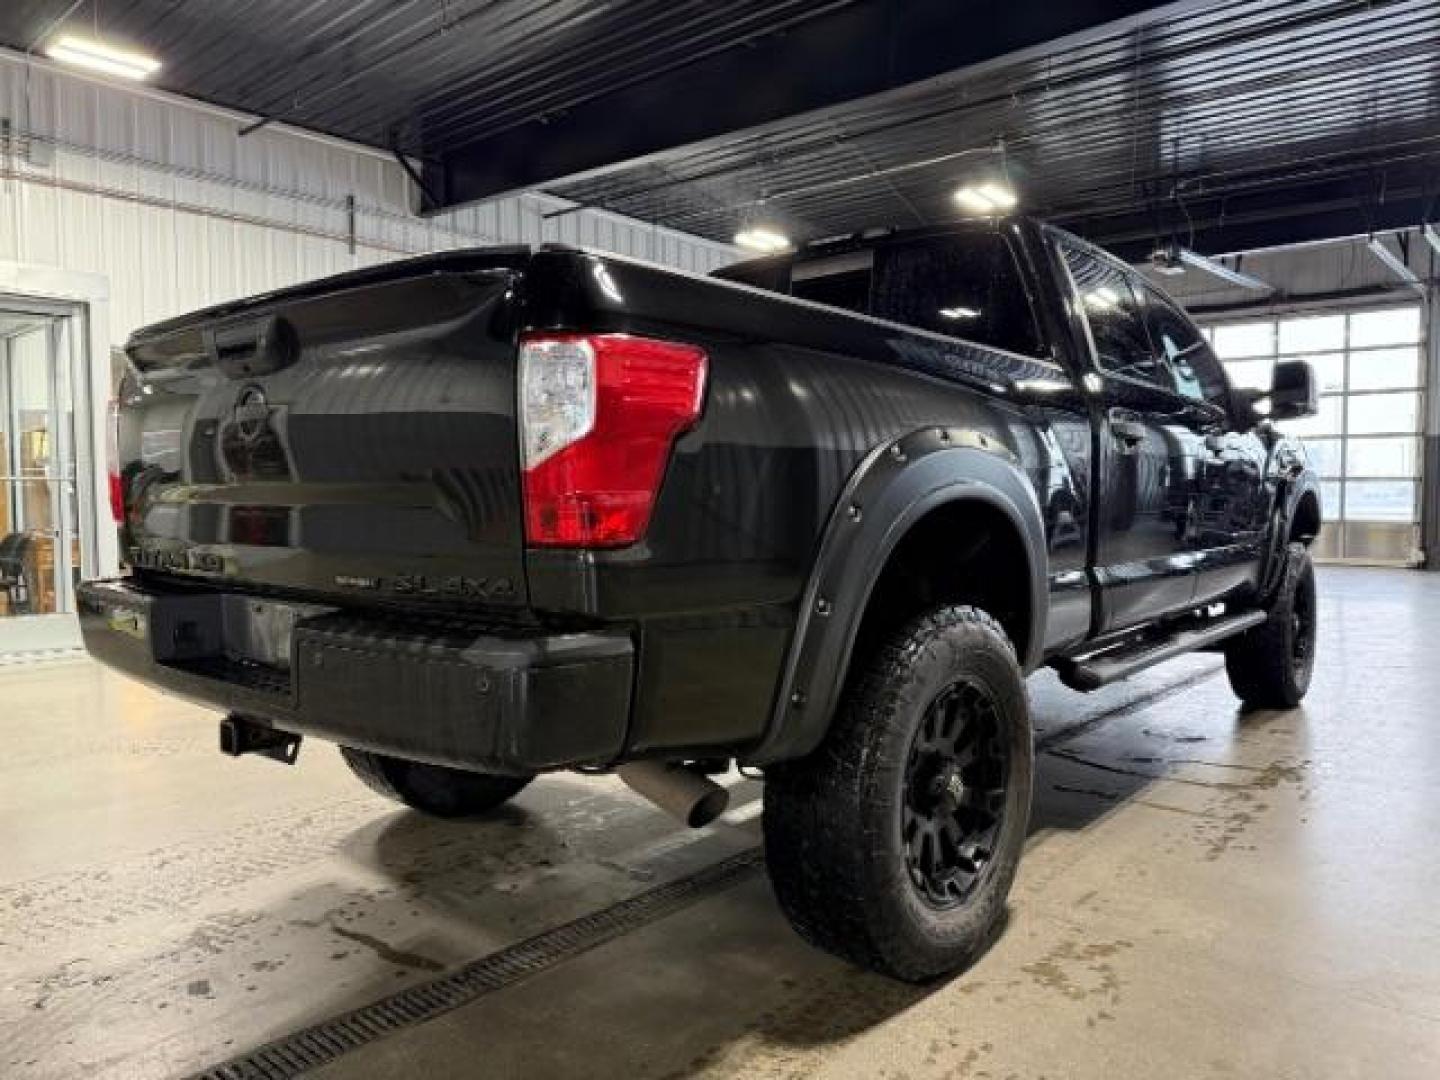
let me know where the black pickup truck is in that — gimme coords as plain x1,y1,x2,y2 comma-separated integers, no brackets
82,217,1321,980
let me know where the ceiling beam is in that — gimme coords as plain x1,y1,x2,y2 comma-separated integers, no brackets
421,0,1199,213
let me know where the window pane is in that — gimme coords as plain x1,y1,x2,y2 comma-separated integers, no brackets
873,235,1045,356
1347,392,1419,435
1302,438,1343,478
1343,480,1417,523
1348,306,1421,348
1281,395,1342,437
1278,314,1344,354
1212,321,1274,359
791,251,873,315
1060,243,1167,384
1141,287,1228,405
1224,358,1273,391
1345,437,1418,478
1279,352,1344,393
1321,480,1341,518
1347,347,1420,391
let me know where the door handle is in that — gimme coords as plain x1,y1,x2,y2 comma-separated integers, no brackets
1110,418,1147,446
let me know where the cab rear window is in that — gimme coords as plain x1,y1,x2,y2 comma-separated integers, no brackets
717,232,1045,358
871,235,1046,358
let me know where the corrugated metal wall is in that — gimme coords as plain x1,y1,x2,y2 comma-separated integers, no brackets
0,50,738,346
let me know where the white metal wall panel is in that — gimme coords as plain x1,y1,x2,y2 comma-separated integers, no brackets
0,50,738,347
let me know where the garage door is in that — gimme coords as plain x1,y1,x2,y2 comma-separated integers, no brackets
1202,304,1425,566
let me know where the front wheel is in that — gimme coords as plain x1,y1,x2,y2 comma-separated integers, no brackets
340,747,533,818
1224,542,1317,708
763,605,1033,982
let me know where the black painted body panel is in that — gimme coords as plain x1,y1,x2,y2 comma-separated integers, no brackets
100,219,1316,769
121,260,530,610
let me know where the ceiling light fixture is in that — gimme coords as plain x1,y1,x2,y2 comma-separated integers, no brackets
1178,248,1271,292
734,227,791,254
44,35,160,81
975,183,1017,210
1149,242,1270,291
953,183,1018,215
939,306,980,320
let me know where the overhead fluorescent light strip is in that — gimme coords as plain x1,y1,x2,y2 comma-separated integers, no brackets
953,183,1018,215
975,183,1017,210
44,36,160,81
1177,249,1272,292
734,228,791,253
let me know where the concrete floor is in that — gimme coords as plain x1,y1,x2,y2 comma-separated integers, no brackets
2,566,1438,1079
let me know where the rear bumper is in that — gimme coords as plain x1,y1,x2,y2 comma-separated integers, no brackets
78,579,633,774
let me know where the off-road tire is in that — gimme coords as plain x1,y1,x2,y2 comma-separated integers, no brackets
763,605,1033,982
1224,541,1317,708
340,747,533,818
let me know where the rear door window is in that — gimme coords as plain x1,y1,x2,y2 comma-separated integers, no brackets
871,233,1046,357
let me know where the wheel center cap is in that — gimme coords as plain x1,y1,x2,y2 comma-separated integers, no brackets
937,765,965,805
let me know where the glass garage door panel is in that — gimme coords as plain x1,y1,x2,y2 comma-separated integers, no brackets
1207,303,1426,564
1283,395,1342,439
1349,307,1421,348
1278,314,1344,354
1348,347,1420,391
1344,437,1418,478
1347,392,1420,435
1343,480,1417,522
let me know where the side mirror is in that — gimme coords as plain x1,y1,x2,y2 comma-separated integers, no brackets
1268,359,1318,421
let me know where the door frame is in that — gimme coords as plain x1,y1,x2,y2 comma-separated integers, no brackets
0,262,113,657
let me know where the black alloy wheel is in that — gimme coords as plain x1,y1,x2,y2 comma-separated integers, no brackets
902,680,1008,908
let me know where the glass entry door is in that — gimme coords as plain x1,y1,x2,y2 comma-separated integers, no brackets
0,308,87,654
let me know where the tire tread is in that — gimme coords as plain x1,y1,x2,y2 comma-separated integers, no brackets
764,605,1029,980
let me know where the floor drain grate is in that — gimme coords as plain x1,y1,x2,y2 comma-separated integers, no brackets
188,848,764,1080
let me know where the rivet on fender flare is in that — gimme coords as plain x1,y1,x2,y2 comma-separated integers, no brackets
847,503,863,522
790,690,807,708
815,598,832,617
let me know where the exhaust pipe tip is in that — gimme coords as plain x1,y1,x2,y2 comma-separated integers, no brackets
617,761,730,828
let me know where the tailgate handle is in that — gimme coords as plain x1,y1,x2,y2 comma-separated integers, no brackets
206,315,298,379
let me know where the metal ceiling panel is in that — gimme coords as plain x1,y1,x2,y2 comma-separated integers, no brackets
2,0,1436,253
552,0,1440,250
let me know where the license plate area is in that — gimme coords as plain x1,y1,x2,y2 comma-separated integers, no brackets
219,596,332,670
151,593,334,694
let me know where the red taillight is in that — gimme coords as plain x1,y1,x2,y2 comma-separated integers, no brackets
106,398,125,523
520,333,707,548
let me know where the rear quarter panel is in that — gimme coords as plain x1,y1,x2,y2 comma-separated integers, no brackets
522,249,1089,756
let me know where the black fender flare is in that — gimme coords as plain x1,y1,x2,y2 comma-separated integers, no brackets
746,426,1049,765
1260,470,1323,602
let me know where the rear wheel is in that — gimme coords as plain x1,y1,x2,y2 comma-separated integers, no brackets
1224,542,1317,708
763,605,1033,982
340,747,533,818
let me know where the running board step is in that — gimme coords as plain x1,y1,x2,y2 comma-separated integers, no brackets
1054,611,1267,692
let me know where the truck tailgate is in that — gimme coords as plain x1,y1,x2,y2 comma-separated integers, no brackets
118,252,530,609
